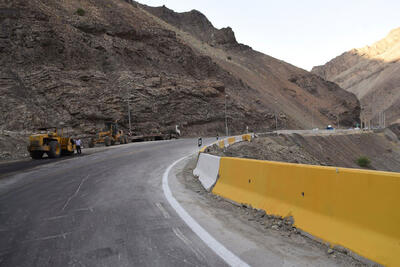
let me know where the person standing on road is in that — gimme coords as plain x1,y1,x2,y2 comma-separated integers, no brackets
75,138,82,155
198,137,202,148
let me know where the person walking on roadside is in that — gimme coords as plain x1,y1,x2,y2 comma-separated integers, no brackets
75,138,82,155
198,137,202,148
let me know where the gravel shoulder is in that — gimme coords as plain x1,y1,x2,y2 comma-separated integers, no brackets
169,155,376,266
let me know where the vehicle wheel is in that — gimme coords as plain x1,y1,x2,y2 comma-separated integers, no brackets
89,139,95,148
105,136,111,146
47,141,61,158
30,151,44,159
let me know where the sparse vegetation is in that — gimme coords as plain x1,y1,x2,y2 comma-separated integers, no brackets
356,156,371,168
76,8,85,16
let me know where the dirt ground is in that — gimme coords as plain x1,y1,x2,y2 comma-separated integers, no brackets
0,131,30,161
176,156,377,266
209,130,400,172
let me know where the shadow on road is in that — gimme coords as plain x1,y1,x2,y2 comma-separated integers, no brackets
0,154,85,178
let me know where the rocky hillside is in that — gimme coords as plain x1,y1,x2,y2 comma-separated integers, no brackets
312,28,400,125
1,0,262,137
209,131,400,172
142,4,360,129
0,0,360,160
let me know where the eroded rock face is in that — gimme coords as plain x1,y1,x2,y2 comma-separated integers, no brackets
312,28,400,125
288,74,360,126
143,2,360,129
0,0,360,151
0,0,265,137
141,5,246,49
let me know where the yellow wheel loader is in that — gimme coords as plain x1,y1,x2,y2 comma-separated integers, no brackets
27,127,76,159
88,121,128,148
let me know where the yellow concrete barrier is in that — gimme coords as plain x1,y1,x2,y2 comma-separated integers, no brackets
218,140,225,149
199,146,207,153
227,137,235,145
242,134,252,141
213,157,400,266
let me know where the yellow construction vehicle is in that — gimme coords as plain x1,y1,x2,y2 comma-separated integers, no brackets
88,121,128,147
27,127,76,159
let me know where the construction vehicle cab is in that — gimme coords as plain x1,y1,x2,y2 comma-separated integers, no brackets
88,121,128,147
27,127,75,159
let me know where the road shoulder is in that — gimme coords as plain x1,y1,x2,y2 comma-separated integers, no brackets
168,155,369,267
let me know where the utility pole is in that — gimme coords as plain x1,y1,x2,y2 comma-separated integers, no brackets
122,80,133,135
311,107,314,130
383,111,386,128
360,106,364,129
127,98,131,133
225,94,228,136
275,98,278,131
311,98,315,129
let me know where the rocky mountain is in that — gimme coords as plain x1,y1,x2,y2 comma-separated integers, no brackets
0,0,360,159
142,4,360,129
312,28,400,126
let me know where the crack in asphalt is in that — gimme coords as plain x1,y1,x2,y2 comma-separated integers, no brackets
61,175,89,211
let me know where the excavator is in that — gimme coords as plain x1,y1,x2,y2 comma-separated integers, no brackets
88,121,128,147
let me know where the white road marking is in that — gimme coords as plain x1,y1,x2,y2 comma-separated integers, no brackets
22,232,72,243
44,215,69,221
155,202,171,219
72,207,94,213
162,155,249,267
61,175,89,211
173,227,207,262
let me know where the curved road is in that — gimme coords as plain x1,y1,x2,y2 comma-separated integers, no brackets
0,139,226,266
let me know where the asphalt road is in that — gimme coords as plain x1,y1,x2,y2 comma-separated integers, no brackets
0,138,226,267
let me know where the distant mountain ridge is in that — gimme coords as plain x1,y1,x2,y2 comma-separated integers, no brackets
312,28,400,125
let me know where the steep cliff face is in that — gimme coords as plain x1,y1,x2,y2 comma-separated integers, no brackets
0,0,360,159
0,0,267,138
141,5,242,48
142,4,360,129
312,28,400,125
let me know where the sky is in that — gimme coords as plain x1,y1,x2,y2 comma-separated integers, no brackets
140,0,399,70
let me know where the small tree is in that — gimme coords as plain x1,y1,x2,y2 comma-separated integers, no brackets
76,8,86,16
356,156,371,168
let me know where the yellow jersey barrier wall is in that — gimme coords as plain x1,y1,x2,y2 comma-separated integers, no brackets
227,137,236,145
212,157,400,266
201,134,253,152
218,140,225,149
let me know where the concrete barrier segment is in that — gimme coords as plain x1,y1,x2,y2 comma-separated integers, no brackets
218,140,225,149
212,157,400,266
227,137,236,145
235,135,243,143
199,146,207,153
193,153,221,191
242,134,252,141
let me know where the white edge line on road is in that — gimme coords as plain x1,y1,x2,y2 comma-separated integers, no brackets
162,155,249,267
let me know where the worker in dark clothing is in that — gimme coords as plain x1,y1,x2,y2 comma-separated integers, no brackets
198,137,202,148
